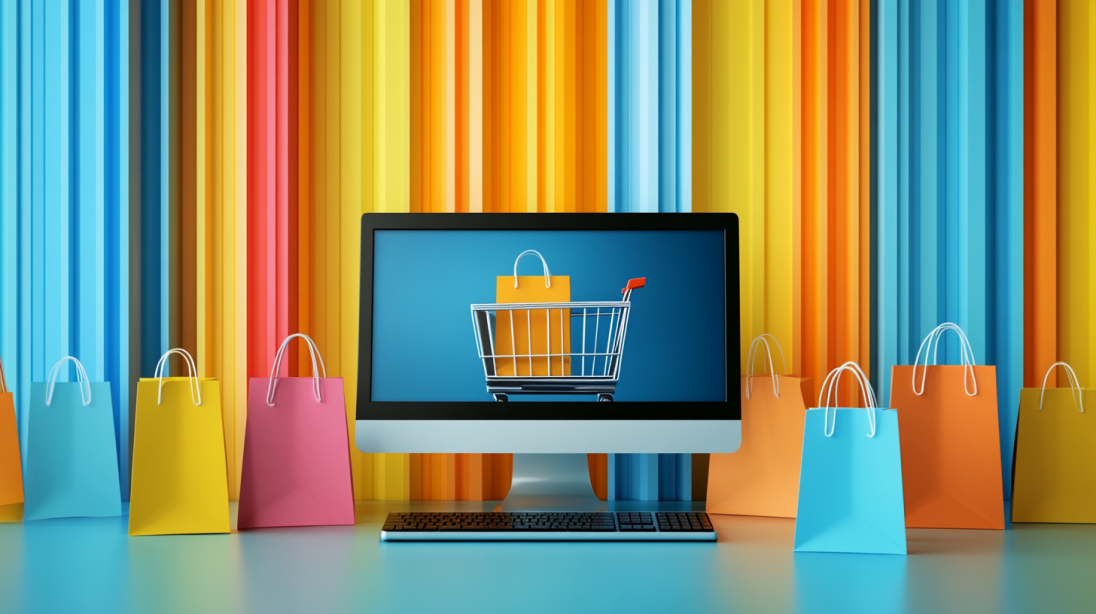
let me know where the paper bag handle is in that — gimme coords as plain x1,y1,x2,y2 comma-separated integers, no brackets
912,322,978,397
154,348,202,406
266,333,328,406
1039,362,1084,413
0,355,7,394
817,361,877,438
512,250,552,289
46,356,92,406
746,334,788,400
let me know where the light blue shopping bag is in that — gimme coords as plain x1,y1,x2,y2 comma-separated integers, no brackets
24,357,122,521
794,362,906,555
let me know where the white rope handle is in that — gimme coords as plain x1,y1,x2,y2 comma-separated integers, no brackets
154,348,202,406
266,333,328,406
1039,362,1084,413
746,334,788,400
45,356,92,406
0,355,7,394
912,322,978,397
817,361,877,438
512,250,552,289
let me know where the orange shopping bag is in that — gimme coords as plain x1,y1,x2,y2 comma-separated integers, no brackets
890,323,1004,530
0,356,24,507
707,335,812,518
493,250,571,376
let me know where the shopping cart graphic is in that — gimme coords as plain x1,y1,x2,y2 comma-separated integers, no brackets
471,277,645,402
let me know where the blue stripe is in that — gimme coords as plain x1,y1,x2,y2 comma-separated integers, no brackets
988,0,1024,501
0,1,17,413
0,0,131,498
615,0,658,213
675,0,690,213
606,0,616,213
610,1,695,499
873,0,1024,499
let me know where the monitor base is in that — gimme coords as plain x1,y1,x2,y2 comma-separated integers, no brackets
496,454,607,512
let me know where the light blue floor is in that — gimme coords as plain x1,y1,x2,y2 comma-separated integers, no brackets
1,501,1094,614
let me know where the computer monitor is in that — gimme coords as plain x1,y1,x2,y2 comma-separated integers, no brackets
357,213,740,509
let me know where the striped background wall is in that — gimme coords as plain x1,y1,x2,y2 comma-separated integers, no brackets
0,0,1092,504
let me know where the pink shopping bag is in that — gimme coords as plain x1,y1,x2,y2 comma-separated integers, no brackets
238,334,355,529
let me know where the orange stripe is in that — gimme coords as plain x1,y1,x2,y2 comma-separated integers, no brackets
411,0,423,213
456,0,468,212
801,0,821,393
180,0,198,357
858,0,871,381
1024,0,1058,386
298,0,315,376
430,0,447,212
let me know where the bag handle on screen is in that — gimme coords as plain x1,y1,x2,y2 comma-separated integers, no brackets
0,355,7,394
266,333,328,406
45,357,92,406
1039,362,1084,413
154,348,202,406
746,334,788,400
912,322,978,397
817,362,877,438
512,250,552,289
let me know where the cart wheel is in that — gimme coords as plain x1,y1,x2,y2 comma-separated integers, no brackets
494,394,509,402
598,394,614,403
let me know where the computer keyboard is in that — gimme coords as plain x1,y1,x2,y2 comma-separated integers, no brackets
380,511,716,541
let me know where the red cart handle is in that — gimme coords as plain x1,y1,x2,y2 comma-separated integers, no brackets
621,278,646,293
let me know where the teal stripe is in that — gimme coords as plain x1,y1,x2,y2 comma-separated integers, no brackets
0,2,17,414
988,0,1023,501
873,0,1024,499
614,0,658,213
610,1,696,499
0,0,131,498
872,0,900,404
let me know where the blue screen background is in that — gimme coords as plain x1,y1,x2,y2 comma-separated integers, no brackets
371,230,726,402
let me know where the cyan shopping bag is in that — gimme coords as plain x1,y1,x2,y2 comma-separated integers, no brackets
794,362,906,555
24,357,122,521
238,334,355,529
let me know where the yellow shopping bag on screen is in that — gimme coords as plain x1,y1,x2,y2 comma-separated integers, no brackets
129,349,230,535
494,250,570,376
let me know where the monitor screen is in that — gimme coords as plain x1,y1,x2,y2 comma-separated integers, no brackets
371,229,725,403
357,213,740,429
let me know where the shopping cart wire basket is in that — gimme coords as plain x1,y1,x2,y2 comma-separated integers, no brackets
470,277,645,402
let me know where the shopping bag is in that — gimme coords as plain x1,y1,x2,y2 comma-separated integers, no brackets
708,335,811,518
1012,362,1096,524
890,323,1004,529
238,334,355,529
0,356,24,507
494,250,571,376
794,362,907,555
129,349,230,535
23,357,122,520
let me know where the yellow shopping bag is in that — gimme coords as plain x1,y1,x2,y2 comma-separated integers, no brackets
1012,362,1096,524
129,349,230,535
494,250,571,376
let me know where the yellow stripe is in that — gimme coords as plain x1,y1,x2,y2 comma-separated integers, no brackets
694,0,767,369
764,0,799,375
1059,0,1096,385
525,0,538,212
234,0,248,501
469,0,483,213
194,0,245,499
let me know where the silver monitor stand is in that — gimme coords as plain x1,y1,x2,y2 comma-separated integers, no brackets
497,454,607,512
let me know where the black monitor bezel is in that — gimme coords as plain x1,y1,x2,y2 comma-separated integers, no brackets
358,213,741,420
